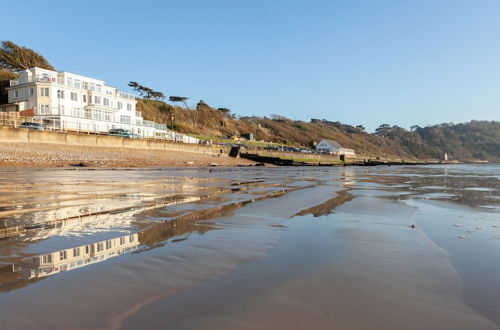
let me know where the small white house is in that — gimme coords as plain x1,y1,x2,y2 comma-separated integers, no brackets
316,139,356,157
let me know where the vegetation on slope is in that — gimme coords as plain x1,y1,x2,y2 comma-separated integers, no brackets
375,121,500,161
0,41,54,72
138,99,499,161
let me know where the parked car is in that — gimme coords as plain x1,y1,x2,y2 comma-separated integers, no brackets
108,128,128,135
19,122,46,130
108,128,140,139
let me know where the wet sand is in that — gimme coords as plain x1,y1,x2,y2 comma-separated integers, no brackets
0,165,499,329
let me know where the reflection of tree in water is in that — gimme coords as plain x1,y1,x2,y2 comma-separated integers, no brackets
137,218,213,252
294,189,354,218
137,198,256,251
0,265,43,294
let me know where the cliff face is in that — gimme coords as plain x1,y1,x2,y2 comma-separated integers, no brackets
138,99,499,161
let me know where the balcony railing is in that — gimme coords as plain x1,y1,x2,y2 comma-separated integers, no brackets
154,123,167,130
10,76,57,86
119,92,135,100
10,76,136,101
34,107,166,131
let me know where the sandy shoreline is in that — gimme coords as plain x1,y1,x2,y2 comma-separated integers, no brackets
0,142,257,167
0,166,499,329
118,183,500,329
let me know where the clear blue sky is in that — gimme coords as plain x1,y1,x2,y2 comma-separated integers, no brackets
2,0,500,131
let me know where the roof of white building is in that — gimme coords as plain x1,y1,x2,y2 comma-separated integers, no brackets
318,139,344,148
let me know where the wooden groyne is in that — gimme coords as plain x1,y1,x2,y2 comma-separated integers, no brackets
240,152,441,167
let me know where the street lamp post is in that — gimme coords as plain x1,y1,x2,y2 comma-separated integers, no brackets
57,89,61,131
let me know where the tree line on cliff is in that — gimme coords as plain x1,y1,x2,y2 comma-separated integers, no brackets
0,41,498,161
138,98,499,161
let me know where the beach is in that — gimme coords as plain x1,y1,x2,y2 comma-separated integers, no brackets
0,165,499,329
0,142,256,167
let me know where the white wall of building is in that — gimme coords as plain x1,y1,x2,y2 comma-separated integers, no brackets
316,139,356,157
6,67,168,138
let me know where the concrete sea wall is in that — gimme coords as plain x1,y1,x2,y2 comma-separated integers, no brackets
0,127,222,154
258,150,342,162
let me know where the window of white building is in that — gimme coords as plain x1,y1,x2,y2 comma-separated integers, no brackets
94,96,101,104
117,101,122,109
66,77,73,87
74,79,81,89
57,90,64,99
70,92,78,101
39,104,49,114
120,115,131,124
89,83,95,91
92,109,103,120
104,111,112,121
60,250,67,260
40,87,49,97
42,254,52,264
126,103,132,111
72,107,81,117
96,84,102,92
82,94,87,103
106,240,112,249
73,248,80,257
103,98,109,106
84,109,92,119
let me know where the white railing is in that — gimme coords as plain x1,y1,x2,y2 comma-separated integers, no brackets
34,110,166,132
36,106,61,116
10,76,136,101
10,76,57,86
119,92,135,100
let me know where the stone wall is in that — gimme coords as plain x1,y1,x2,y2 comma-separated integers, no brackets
0,127,223,154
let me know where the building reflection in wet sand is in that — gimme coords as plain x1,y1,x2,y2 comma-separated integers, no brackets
3,215,217,285
13,233,140,279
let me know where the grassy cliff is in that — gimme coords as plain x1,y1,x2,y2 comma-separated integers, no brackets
138,99,499,162
137,100,500,161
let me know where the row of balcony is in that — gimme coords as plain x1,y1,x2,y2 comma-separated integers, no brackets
10,76,135,100
35,107,167,130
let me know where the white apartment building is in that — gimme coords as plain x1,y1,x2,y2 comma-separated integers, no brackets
5,67,167,137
